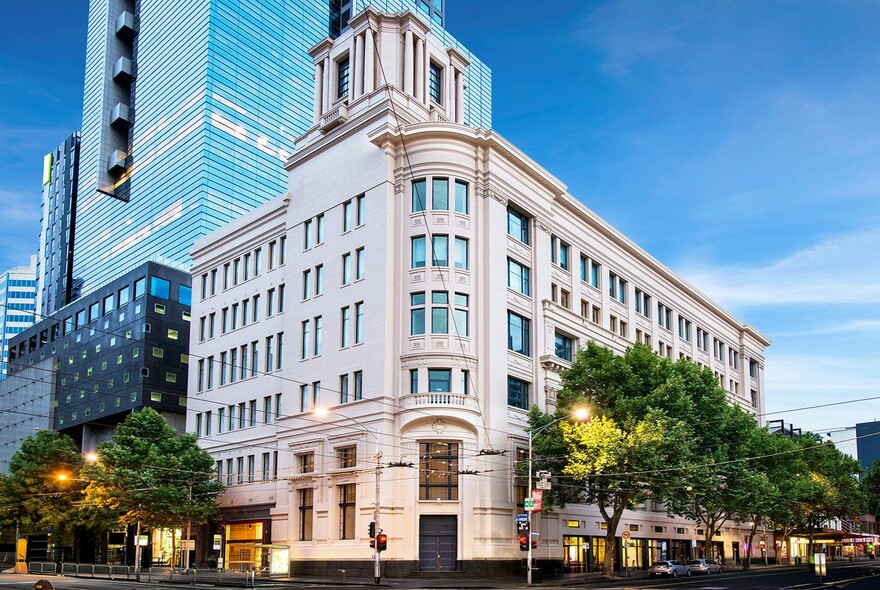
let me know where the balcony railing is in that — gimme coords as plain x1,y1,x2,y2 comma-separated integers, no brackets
400,392,479,412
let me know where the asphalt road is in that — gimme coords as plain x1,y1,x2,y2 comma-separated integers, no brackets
1,562,878,590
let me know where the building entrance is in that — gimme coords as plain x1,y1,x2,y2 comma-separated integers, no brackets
419,516,457,572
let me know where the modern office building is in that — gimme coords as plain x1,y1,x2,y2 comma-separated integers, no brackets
186,8,770,576
73,0,491,296
38,132,82,318
6,262,191,454
0,256,38,381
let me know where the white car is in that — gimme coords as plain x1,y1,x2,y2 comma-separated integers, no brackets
648,560,691,578
687,558,723,574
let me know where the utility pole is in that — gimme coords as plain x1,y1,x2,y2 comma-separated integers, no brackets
184,482,193,570
373,441,382,584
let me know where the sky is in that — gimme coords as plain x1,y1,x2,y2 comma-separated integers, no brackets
1,1,879,449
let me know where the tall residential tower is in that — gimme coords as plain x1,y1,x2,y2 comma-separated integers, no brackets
0,256,37,380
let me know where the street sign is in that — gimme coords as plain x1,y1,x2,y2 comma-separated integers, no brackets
524,498,535,510
535,480,551,490
532,490,543,513
515,512,529,523
621,530,631,540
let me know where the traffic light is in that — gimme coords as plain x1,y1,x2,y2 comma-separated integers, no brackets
519,534,529,551
376,533,388,552
368,521,376,538
532,539,538,549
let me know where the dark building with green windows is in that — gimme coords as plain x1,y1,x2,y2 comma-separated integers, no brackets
6,261,191,453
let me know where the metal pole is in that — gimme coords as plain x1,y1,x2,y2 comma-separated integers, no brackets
135,521,142,581
763,523,768,567
185,482,193,570
527,430,533,585
374,438,382,584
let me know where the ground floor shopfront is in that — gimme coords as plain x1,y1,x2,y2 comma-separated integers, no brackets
559,535,731,573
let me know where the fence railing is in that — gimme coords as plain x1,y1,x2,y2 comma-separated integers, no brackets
24,563,255,587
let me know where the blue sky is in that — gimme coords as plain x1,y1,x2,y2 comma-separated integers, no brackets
1,1,879,446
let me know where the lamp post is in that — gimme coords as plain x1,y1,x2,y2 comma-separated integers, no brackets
184,481,193,570
526,408,589,585
314,407,383,584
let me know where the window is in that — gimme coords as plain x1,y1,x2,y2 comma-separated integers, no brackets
247,455,255,482
251,342,259,377
315,264,324,295
658,303,673,330
634,288,651,318
313,318,322,356
697,327,709,351
411,292,426,335
249,399,257,426
299,488,314,541
453,293,469,336
337,56,350,99
233,258,240,285
355,248,365,280
353,370,363,400
340,374,350,403
356,194,365,226
410,369,419,394
316,214,325,245
341,252,352,285
411,236,426,268
460,370,469,395
302,269,311,299
454,180,468,214
729,348,739,369
551,236,570,271
301,321,310,360
507,258,530,295
507,206,530,245
278,284,285,313
275,392,282,420
431,291,448,334
432,178,448,210
341,306,351,347
134,277,146,299
555,332,573,361
678,317,692,342
454,237,468,270
431,235,448,266
354,301,364,343
429,62,443,104
243,254,251,281
420,442,458,500
428,369,451,392
412,179,426,212
749,359,759,379
279,235,287,265
263,396,272,424
338,483,356,539
337,446,357,469
299,452,315,474
266,335,275,371
508,311,530,356
609,272,627,305
713,338,726,361
300,384,311,412
343,199,353,232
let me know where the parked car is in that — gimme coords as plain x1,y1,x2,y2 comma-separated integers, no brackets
648,560,691,578
687,558,723,574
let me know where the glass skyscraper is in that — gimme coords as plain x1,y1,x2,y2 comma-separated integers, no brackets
74,0,491,295
0,256,37,380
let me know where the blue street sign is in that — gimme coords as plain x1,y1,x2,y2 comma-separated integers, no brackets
515,512,529,523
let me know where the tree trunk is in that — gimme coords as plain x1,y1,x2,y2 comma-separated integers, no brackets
744,521,758,569
598,498,624,575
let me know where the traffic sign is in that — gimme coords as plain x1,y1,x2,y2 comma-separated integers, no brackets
524,498,535,510
621,530,631,540
515,512,529,523
535,480,551,490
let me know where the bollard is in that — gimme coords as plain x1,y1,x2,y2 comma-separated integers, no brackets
33,581,55,590
338,568,346,583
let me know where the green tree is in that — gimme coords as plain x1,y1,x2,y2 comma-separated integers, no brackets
0,430,84,539
82,408,223,566
543,342,696,573
861,461,880,519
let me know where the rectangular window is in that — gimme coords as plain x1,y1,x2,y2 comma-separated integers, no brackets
507,206,530,245
277,332,284,369
313,318,322,356
237,457,244,484
299,488,314,541
338,483,356,539
337,56,350,99
243,253,251,281
658,303,673,330
343,200,353,232
279,235,287,265
454,237,468,270
341,306,351,347
316,214,325,245
278,284,285,313
315,264,324,295
150,276,170,299
356,194,366,226
342,252,352,285
300,384,310,412
275,393,282,420
354,301,364,344
429,62,443,104
261,452,270,480
432,177,449,210
431,235,448,267
301,321,310,360
412,179,426,212
410,292,426,335
454,180,468,214
263,395,272,424
634,288,651,318
678,317,692,342
508,376,530,409
749,359,759,379
353,370,363,400
340,374,350,403
233,259,240,285
249,399,257,427
247,455,255,482
240,345,248,380
302,269,311,300
697,327,709,351
555,332,573,361
507,258,530,295
508,311,530,356
453,292,469,337
419,442,458,500
410,369,419,394
431,291,448,334
551,236,570,270
428,368,451,392
412,236,426,268
355,248,365,280
609,272,627,305
218,407,226,434
205,411,212,436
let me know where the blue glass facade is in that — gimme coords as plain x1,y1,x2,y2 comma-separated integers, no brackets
74,0,492,295
0,258,37,380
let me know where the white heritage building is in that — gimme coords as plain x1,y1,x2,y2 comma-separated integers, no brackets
186,8,770,577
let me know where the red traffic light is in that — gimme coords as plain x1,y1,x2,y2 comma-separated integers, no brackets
376,533,388,552
518,534,529,551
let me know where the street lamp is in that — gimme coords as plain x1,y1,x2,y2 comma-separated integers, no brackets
526,408,589,585
313,407,384,584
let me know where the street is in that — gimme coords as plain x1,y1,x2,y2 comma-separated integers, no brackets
1,562,879,590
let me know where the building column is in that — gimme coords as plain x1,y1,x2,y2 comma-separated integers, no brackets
455,69,464,123
445,62,454,115
403,29,414,96
364,29,375,93
354,32,364,98
314,61,324,120
322,56,332,113
415,38,425,102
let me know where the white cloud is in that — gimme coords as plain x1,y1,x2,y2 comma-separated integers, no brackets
681,224,880,306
